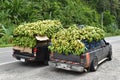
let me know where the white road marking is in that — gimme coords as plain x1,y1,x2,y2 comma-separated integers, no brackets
0,51,12,54
0,60,19,66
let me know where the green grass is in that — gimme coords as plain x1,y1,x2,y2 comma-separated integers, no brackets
105,33,115,37
0,44,13,48
105,32,120,37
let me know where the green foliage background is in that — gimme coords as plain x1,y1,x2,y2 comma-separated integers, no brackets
0,0,120,46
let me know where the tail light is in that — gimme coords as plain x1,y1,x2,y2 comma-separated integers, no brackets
80,54,85,64
85,53,90,68
33,48,37,56
34,48,37,53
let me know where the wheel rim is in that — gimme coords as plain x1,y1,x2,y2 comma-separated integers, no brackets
110,54,112,59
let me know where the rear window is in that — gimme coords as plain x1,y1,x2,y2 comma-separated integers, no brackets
82,40,94,49
83,39,105,50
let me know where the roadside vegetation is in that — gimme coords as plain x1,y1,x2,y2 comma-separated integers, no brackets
0,0,120,47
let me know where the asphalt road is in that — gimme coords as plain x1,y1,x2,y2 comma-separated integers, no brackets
0,47,16,64
0,36,120,80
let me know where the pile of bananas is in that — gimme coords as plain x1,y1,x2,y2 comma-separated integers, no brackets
81,26,105,42
13,36,36,48
13,20,62,48
49,25,105,55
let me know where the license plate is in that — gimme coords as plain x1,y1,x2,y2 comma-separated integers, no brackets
20,58,25,62
57,63,70,70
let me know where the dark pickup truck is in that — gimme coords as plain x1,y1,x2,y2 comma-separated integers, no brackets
48,39,112,72
13,36,50,64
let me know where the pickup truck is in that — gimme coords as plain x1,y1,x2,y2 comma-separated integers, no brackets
13,36,50,64
48,39,112,72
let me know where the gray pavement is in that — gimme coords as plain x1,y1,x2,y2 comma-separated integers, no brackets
0,47,16,64
105,36,120,43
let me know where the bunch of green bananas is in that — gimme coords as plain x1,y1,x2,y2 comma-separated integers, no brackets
49,25,105,55
13,36,36,48
13,20,62,48
49,25,86,55
81,26,105,42
13,20,62,37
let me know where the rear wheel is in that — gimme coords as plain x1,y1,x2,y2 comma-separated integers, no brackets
90,57,98,72
44,61,48,65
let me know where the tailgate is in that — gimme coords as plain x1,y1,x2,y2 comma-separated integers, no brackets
13,49,34,57
53,53,81,63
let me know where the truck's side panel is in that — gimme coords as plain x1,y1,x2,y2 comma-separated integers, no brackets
90,48,103,62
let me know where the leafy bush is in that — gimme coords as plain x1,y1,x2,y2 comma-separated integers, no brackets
0,0,101,27
0,35,12,45
0,24,13,46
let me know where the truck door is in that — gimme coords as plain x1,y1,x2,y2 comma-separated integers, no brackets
95,41,103,61
84,40,103,62
100,40,109,59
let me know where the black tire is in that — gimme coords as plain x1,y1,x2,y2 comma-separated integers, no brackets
107,51,112,61
44,61,48,65
24,59,31,63
90,57,98,72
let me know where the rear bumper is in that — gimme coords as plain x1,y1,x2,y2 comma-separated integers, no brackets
13,53,35,61
48,61,84,72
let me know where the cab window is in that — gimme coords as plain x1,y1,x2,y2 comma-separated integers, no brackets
100,40,106,47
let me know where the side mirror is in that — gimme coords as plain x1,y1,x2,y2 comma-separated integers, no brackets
106,42,109,45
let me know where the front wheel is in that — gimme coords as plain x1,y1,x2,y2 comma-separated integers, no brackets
90,57,98,72
107,51,112,61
